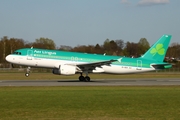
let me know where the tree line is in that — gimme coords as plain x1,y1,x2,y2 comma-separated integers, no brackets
0,36,179,68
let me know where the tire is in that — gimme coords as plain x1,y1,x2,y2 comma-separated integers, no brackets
85,76,90,82
25,73,29,77
79,76,85,81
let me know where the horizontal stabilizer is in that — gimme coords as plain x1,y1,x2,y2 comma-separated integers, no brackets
151,64,172,70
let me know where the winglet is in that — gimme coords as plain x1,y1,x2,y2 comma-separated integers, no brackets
141,35,172,62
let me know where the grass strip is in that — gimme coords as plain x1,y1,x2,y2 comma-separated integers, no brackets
0,86,180,120
0,72,180,80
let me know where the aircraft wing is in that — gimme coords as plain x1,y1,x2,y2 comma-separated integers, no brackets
67,59,117,72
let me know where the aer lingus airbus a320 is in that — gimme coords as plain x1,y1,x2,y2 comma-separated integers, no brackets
6,35,172,81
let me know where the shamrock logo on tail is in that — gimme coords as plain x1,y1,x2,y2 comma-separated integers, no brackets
150,43,165,56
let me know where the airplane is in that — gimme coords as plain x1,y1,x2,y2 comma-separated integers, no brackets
5,35,172,81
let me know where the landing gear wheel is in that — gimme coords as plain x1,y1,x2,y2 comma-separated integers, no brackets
79,76,85,81
79,73,91,82
25,73,29,77
85,76,90,82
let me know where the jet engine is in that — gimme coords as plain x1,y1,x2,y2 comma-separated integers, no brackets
52,65,76,75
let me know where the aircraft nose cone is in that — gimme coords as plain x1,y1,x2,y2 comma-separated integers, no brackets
5,55,12,62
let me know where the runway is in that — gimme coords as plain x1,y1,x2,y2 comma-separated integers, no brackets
0,78,180,86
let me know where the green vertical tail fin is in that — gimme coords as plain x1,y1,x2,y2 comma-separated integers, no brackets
141,35,172,62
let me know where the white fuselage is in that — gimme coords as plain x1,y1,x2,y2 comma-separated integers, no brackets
6,55,155,74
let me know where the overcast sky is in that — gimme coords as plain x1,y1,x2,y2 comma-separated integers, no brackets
0,0,179,47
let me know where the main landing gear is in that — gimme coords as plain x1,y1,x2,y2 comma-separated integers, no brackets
25,67,31,77
79,73,90,82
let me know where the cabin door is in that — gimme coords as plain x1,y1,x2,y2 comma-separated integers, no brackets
27,50,33,60
137,60,142,70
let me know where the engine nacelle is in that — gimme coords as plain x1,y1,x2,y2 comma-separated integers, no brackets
52,65,76,75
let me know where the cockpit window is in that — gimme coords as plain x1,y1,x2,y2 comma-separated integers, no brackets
13,52,17,54
13,52,21,55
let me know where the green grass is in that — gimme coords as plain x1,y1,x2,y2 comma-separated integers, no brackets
0,86,180,120
0,72,180,80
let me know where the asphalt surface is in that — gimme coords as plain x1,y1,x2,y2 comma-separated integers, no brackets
0,78,180,86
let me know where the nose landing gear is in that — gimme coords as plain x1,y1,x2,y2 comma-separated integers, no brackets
25,67,31,77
